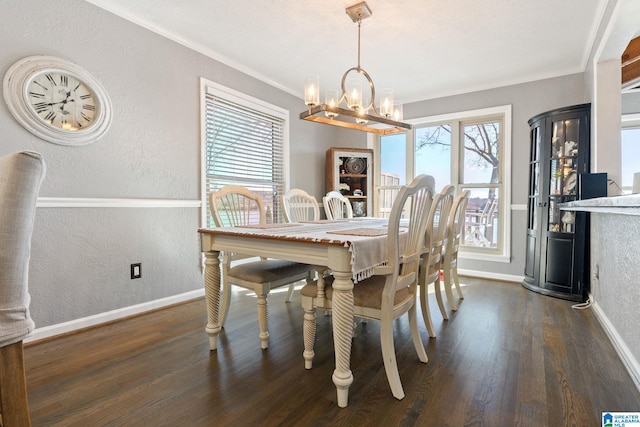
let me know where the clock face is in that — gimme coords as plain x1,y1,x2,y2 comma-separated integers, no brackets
3,55,112,146
27,71,97,131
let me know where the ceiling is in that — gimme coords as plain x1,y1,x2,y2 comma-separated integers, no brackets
87,0,632,104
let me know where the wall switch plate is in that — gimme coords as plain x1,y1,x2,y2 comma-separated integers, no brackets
131,263,141,279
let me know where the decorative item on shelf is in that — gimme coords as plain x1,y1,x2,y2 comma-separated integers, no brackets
338,182,350,195
563,171,577,195
344,157,366,174
353,189,363,197
561,211,575,233
352,200,366,217
564,140,577,156
300,1,411,135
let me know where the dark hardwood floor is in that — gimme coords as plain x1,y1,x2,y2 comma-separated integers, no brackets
24,278,640,426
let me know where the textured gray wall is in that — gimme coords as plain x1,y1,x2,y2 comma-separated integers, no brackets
591,213,640,371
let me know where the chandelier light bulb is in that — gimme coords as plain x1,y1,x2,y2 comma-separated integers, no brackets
304,76,320,106
346,78,362,110
325,90,340,118
393,102,403,122
356,108,368,124
380,89,394,117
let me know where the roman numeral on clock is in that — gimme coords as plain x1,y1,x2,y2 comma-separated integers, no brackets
33,102,49,113
45,74,57,86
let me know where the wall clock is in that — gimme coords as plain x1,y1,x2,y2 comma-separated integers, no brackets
3,55,112,146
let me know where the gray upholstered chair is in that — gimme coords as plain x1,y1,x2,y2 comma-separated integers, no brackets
0,151,46,427
210,185,312,349
302,175,434,400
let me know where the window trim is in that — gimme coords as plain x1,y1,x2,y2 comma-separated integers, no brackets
372,105,512,263
199,77,290,227
621,113,640,194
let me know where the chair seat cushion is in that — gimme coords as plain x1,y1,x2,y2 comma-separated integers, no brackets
303,275,410,310
229,259,310,284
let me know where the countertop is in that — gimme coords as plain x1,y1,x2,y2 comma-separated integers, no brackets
559,194,640,216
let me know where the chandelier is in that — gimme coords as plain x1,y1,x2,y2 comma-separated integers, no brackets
299,1,412,135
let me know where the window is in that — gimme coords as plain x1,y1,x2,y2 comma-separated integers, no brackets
621,114,640,194
201,79,289,227
376,105,511,261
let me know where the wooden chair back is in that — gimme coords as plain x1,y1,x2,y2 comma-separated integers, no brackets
384,174,435,301
281,188,320,223
446,189,471,261
323,191,353,220
209,185,266,227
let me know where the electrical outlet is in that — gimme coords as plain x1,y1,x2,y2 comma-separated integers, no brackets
131,263,142,279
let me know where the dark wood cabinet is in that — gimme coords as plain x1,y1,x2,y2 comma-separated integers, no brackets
522,103,605,302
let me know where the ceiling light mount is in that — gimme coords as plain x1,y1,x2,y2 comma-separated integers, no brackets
300,1,411,135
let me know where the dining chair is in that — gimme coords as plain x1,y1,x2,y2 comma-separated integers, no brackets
281,188,320,223
323,190,353,220
301,174,434,400
440,189,470,313
418,185,454,336
281,188,328,304
0,151,46,427
210,185,313,349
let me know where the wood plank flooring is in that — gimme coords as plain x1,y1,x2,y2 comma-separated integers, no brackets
24,278,640,426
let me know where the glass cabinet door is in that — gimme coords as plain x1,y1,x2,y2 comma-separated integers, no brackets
528,124,541,232
547,118,579,233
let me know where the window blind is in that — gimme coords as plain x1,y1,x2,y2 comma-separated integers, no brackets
204,90,286,227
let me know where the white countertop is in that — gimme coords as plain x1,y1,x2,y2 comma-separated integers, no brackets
559,194,640,216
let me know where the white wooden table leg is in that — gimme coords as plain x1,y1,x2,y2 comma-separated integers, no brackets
302,308,316,369
256,288,269,349
330,269,354,408
203,250,222,351
302,269,322,369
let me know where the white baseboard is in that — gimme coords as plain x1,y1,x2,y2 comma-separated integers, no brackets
25,288,205,343
591,300,640,393
458,268,523,283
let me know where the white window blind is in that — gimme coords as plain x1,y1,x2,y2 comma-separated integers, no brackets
202,81,288,227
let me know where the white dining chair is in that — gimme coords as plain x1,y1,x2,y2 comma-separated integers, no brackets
301,174,434,400
0,151,46,427
440,189,470,313
418,185,454,336
323,190,353,220
281,188,320,223
210,185,313,349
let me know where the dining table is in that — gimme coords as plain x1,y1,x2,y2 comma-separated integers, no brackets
198,217,400,408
